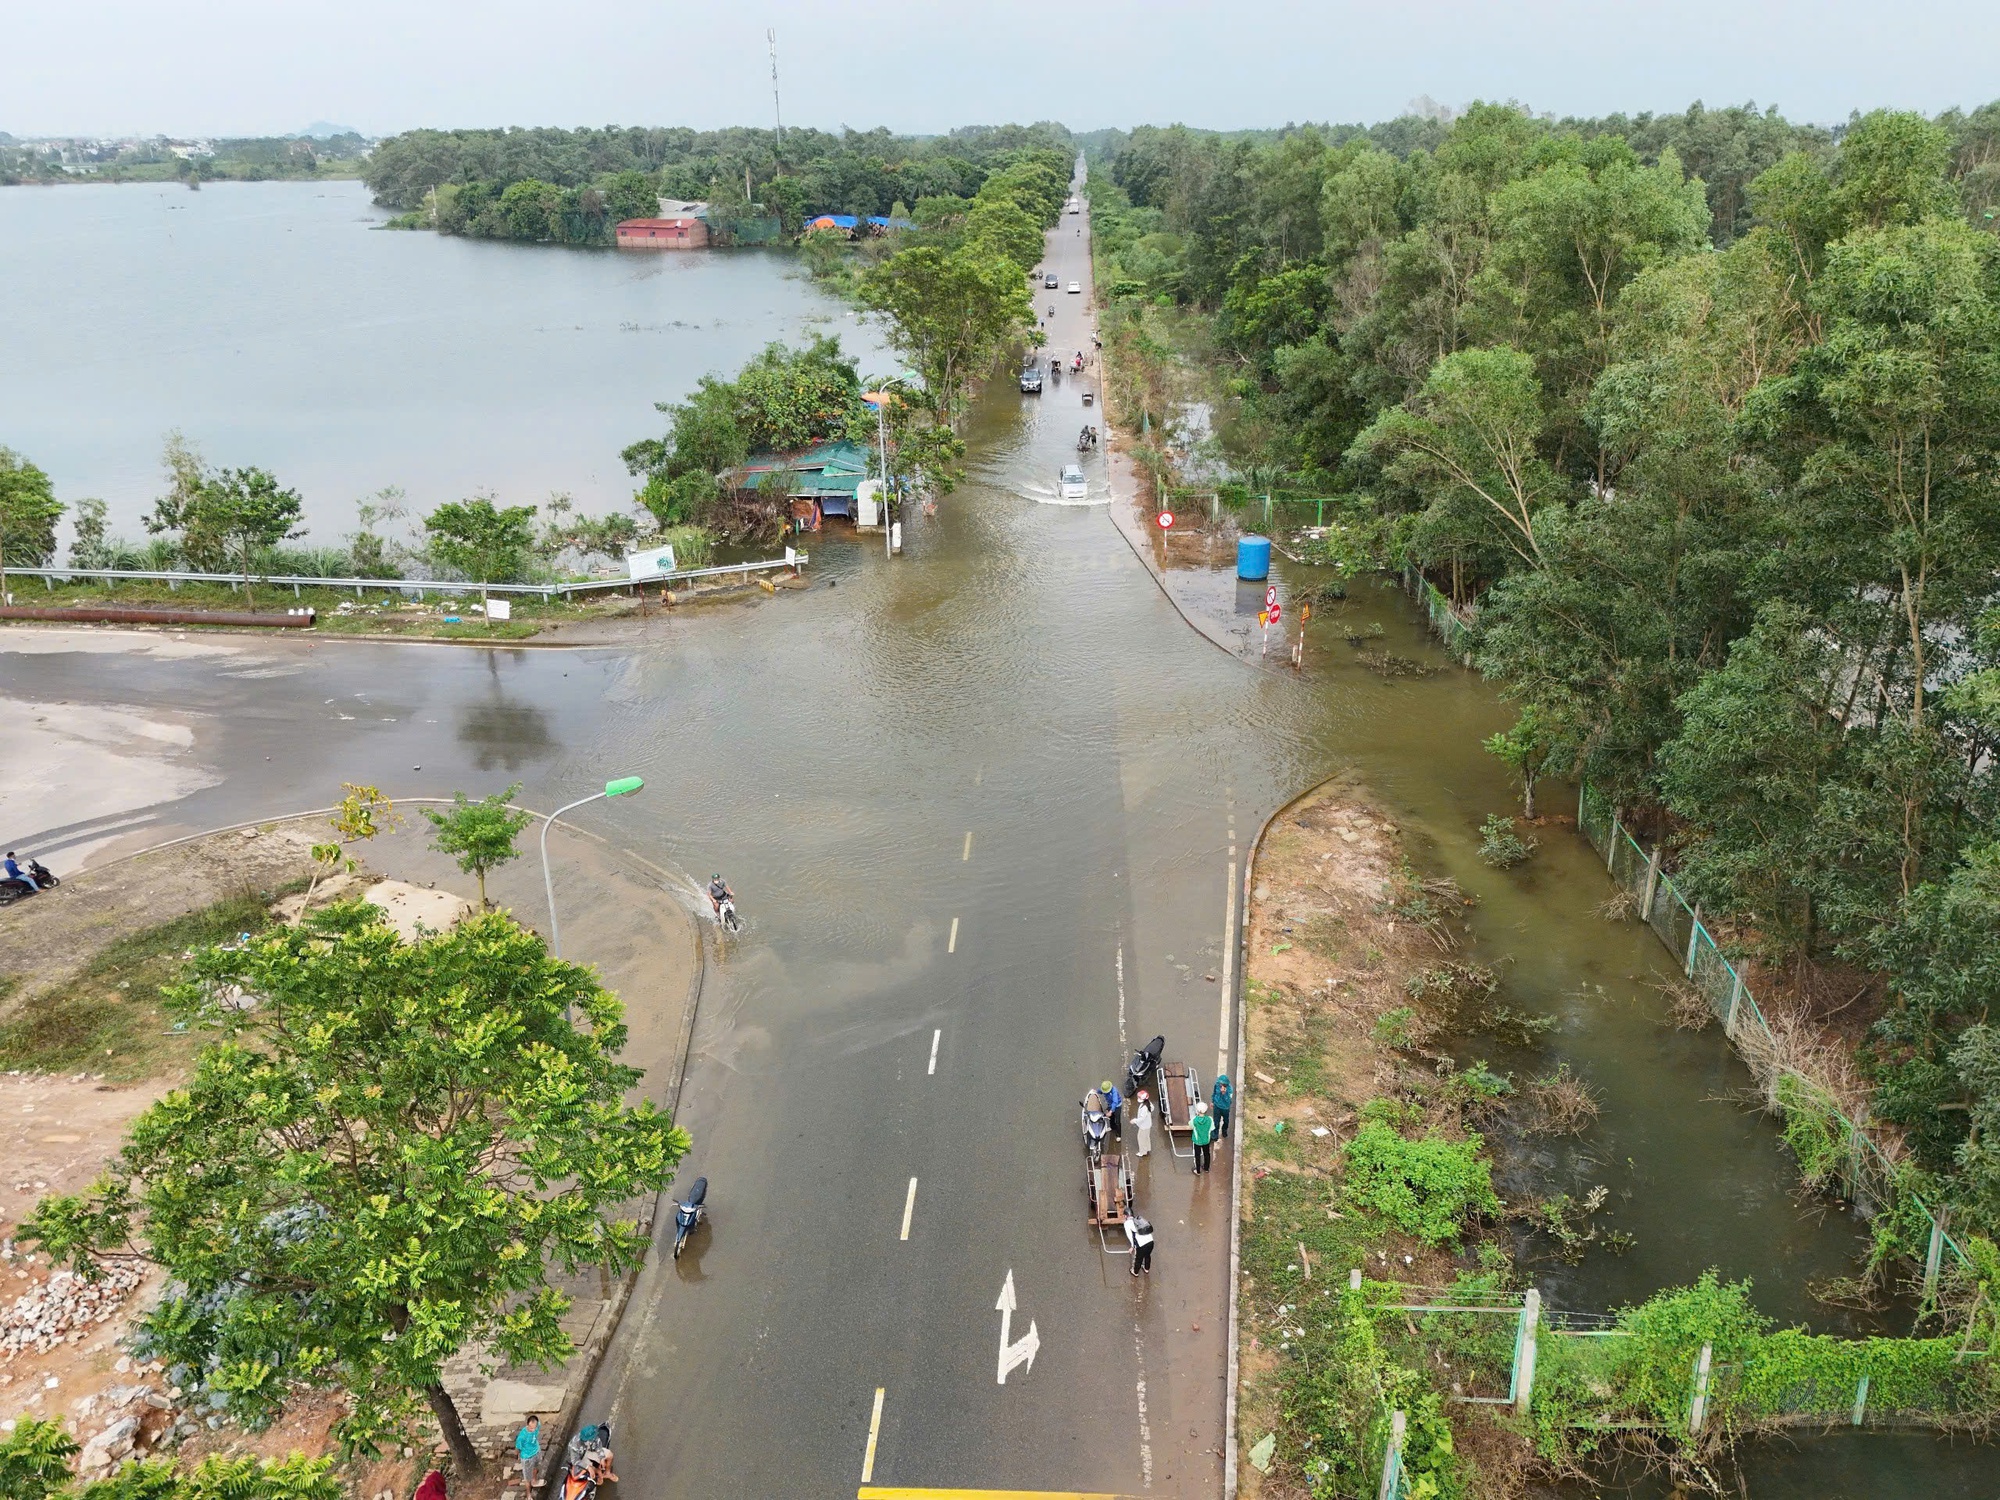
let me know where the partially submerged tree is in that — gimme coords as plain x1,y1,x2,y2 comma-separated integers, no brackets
423,784,532,910
25,904,688,1471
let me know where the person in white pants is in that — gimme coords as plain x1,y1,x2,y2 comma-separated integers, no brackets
1132,1090,1155,1158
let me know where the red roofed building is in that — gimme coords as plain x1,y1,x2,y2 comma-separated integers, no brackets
616,216,709,250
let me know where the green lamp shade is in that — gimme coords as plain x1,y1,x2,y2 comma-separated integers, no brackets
605,776,645,798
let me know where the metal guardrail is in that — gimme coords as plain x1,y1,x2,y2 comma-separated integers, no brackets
4,556,807,602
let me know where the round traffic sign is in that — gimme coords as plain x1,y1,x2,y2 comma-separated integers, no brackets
1265,584,1278,609
1156,511,1175,529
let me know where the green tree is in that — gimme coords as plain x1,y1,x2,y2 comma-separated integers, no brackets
422,784,533,910
24,903,688,1471
0,448,64,603
423,496,538,613
859,244,1031,422
1350,345,1561,575
1482,705,1559,818
188,468,306,606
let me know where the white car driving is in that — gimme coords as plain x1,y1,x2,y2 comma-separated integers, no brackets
1067,280,1081,294
1059,464,1088,500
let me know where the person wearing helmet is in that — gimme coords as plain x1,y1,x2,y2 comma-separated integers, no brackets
706,873,734,917
1132,1088,1155,1159
1191,1099,1215,1174
1099,1077,1124,1138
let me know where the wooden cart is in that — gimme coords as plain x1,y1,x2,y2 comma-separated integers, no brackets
1155,1061,1205,1163
1086,1152,1137,1254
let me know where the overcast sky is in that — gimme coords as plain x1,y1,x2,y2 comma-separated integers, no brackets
7,0,1997,139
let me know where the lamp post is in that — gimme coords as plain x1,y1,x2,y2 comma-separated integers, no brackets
540,776,644,958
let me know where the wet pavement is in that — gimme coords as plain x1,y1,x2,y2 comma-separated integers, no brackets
6,185,1992,1497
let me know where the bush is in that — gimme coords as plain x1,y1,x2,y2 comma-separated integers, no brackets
1476,814,1536,868
1342,1120,1500,1246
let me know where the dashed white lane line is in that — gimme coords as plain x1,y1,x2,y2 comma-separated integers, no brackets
900,1177,918,1241
861,1387,885,1483
948,916,959,954
1116,944,1127,1053
963,830,973,861
928,1028,941,1074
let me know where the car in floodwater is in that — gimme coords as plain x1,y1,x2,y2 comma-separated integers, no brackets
1019,360,1044,394
1059,463,1087,500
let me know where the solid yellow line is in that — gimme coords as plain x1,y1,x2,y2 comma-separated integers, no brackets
948,917,959,953
858,1490,1136,1499
860,1388,885,1483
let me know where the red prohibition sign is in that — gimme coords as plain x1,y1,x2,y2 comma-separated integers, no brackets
1156,511,1175,529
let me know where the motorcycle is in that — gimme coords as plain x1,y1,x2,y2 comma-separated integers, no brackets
715,895,743,934
1081,1089,1111,1165
672,1177,708,1260
0,858,58,906
1072,353,1084,373
1126,1034,1165,1103
560,1424,614,1500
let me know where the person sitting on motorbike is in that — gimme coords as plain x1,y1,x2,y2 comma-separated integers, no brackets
4,852,40,890
706,874,733,915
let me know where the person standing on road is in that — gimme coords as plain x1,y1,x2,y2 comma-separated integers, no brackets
1191,1100,1215,1173
514,1415,543,1492
1212,1073,1234,1139
1132,1090,1155,1158
1125,1213,1154,1275
1100,1078,1124,1138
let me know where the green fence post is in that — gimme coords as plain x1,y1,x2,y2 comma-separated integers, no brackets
1689,1343,1713,1434
1606,813,1621,875
1685,905,1703,977
1512,1289,1540,1414
1377,1410,1407,1500
1851,1373,1870,1426
1725,968,1744,1038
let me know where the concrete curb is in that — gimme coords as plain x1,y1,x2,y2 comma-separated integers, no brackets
1225,778,1331,1500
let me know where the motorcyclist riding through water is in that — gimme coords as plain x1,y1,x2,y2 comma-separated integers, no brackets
707,874,733,914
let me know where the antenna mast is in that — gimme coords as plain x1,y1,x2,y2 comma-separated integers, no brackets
767,28,784,150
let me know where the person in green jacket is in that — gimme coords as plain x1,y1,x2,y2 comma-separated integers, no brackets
1191,1100,1215,1174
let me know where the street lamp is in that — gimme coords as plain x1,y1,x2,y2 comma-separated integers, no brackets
540,776,644,958
863,372,921,560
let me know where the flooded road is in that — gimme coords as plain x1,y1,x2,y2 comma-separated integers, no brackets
6,193,1990,1496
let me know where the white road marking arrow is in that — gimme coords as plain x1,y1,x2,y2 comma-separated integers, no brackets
994,1268,1040,1384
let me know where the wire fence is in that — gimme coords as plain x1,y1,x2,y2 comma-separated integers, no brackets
1573,784,1976,1286
1391,566,1978,1292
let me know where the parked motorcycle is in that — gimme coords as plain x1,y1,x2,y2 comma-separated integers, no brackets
672,1177,708,1260
1126,1034,1165,1102
0,858,58,906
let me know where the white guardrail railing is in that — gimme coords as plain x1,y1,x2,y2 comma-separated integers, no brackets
4,555,807,601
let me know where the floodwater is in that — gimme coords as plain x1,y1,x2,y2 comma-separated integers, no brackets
0,179,891,539
2,183,1987,1496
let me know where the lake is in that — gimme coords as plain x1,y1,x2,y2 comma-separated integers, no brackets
0,179,891,546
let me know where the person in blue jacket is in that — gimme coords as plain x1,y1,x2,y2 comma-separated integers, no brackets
1099,1078,1124,1138
1211,1072,1234,1139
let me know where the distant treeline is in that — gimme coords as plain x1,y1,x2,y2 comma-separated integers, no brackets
0,133,370,186
364,122,1075,245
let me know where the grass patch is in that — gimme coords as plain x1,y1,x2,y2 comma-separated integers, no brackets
0,889,278,1079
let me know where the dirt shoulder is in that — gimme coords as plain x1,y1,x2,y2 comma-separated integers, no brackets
1236,780,1534,1500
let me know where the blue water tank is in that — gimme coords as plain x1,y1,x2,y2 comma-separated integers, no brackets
1237,534,1272,581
